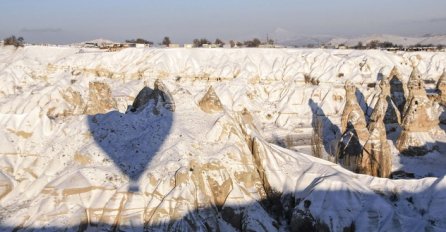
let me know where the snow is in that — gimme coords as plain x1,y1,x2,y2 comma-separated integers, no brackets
329,34,446,47
0,46,446,231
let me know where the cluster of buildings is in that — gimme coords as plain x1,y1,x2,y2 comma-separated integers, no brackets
83,42,149,51
329,44,445,52
79,41,284,51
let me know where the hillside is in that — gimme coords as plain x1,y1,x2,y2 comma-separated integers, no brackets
0,46,446,231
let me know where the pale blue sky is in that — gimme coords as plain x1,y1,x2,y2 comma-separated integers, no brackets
1,0,445,44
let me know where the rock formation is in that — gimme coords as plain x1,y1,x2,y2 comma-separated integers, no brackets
198,86,224,113
388,66,407,114
396,67,439,156
338,81,392,177
151,79,175,112
129,79,175,114
60,88,85,115
436,70,446,106
337,82,370,172
129,86,153,112
84,82,117,115
377,77,401,125
402,67,423,116
360,94,392,177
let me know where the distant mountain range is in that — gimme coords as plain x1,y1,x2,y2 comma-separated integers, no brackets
278,34,446,47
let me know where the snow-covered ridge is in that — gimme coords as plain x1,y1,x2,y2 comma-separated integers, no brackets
0,46,446,231
328,34,446,47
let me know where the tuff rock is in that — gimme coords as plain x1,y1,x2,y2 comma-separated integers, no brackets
396,67,439,156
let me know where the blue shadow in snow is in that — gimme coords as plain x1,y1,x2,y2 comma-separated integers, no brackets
87,86,173,192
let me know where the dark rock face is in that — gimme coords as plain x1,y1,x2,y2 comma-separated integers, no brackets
290,200,330,232
388,66,407,114
377,78,401,125
130,87,153,112
129,79,175,113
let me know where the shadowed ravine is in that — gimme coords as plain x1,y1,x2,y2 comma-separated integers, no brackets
0,180,445,231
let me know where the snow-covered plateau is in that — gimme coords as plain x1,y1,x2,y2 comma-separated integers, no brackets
1,46,446,231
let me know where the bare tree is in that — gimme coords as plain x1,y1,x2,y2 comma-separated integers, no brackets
162,36,171,46
126,38,153,45
214,38,224,47
244,38,261,47
192,38,210,47
3,35,24,47
229,40,235,48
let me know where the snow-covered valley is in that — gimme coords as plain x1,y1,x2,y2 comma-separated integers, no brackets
1,46,446,231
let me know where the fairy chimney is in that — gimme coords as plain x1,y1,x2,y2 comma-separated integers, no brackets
396,67,439,156
436,70,446,106
360,94,392,177
375,78,401,125
337,82,370,172
388,66,407,114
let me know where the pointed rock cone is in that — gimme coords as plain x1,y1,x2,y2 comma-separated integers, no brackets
337,82,370,172
402,66,426,116
436,70,446,106
388,66,407,114
129,86,153,112
376,78,401,125
152,79,175,112
360,95,392,177
84,82,117,115
128,80,175,114
340,82,369,142
198,86,224,113
396,68,439,156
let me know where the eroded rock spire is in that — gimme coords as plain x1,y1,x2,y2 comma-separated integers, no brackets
396,67,438,156
337,82,370,172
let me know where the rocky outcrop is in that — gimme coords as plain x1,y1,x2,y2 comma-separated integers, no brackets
374,77,401,125
129,80,175,113
338,81,392,177
402,67,423,116
436,70,446,106
0,172,12,201
129,86,153,112
60,88,85,115
360,94,392,177
289,200,330,232
388,66,407,114
84,82,117,115
396,67,439,156
337,82,370,172
198,86,224,113
152,79,175,112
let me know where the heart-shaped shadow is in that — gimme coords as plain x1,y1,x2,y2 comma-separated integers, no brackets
87,84,174,192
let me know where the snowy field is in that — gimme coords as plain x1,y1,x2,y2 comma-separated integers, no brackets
1,46,446,231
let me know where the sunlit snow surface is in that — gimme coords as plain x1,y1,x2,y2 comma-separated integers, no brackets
0,46,446,231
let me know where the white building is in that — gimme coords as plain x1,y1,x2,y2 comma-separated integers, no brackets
202,44,219,48
168,44,180,48
183,44,193,48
